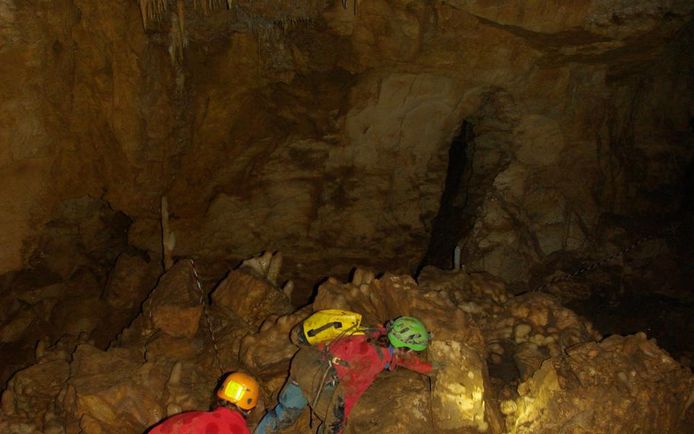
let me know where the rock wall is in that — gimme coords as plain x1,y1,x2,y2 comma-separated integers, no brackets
1,2,692,432
0,0,173,276
1,0,691,291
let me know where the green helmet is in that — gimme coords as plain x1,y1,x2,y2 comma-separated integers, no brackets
387,316,429,351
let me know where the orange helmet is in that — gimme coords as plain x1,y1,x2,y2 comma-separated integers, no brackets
217,372,259,411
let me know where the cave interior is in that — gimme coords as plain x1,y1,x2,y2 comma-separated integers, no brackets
1,1,693,433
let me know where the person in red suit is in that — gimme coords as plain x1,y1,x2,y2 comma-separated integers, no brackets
255,316,434,434
148,371,259,434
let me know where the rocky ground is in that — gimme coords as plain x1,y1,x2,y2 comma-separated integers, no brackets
1,251,691,434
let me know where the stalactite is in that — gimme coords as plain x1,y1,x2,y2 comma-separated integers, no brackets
139,0,322,38
189,0,228,13
340,0,358,15
169,12,186,64
161,196,176,271
154,0,167,22
176,0,185,38
139,0,169,29
138,0,148,28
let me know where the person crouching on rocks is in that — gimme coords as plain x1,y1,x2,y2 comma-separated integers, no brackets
254,315,434,434
148,371,259,434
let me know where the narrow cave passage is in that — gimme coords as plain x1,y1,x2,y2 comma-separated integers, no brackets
419,121,475,272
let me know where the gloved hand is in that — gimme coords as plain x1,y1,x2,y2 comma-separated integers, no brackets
363,323,387,338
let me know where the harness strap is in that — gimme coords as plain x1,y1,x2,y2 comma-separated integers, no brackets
312,358,346,407
384,345,395,370
310,360,332,429
310,356,346,428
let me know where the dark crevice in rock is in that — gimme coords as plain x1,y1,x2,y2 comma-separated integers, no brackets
418,120,475,271
569,288,694,360
682,155,694,213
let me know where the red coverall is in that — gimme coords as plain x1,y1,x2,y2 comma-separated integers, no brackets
317,333,432,433
148,406,250,434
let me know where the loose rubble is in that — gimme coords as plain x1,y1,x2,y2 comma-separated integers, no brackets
1,255,692,433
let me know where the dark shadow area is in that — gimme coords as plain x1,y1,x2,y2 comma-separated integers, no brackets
305,276,330,307
417,121,475,272
568,152,694,362
569,289,694,361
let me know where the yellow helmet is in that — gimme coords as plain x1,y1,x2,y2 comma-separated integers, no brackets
302,309,364,345
217,372,259,411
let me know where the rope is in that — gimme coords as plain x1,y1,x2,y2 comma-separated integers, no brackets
142,269,164,360
190,259,224,375
139,258,223,374
531,222,681,293
305,321,363,427
310,359,335,428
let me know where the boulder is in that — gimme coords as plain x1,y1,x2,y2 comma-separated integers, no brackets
212,268,292,329
503,333,694,433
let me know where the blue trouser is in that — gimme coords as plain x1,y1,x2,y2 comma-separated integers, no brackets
254,380,308,434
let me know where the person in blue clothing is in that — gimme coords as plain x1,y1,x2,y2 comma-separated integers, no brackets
254,316,432,434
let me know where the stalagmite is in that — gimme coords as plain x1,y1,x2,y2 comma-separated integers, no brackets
161,196,176,271
282,280,294,298
266,251,283,284
167,361,182,386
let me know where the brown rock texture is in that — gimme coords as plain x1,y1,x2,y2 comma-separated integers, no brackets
0,0,693,433
503,332,694,433
1,257,693,434
212,268,293,329
0,0,689,294
0,0,170,276
61,345,168,434
418,266,606,398
104,253,161,310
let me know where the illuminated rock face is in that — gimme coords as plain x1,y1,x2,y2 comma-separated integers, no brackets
504,333,694,434
310,273,504,433
1,259,693,433
429,340,490,432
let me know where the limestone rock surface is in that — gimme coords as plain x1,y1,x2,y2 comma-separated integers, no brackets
2,261,693,433
0,0,690,302
503,332,694,433
0,0,692,431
